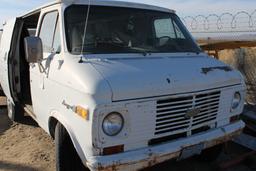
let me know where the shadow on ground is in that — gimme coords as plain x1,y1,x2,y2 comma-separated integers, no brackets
143,142,255,171
0,106,38,136
0,107,11,135
19,115,39,127
0,161,39,171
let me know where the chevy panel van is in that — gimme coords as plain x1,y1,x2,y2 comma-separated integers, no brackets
0,0,246,170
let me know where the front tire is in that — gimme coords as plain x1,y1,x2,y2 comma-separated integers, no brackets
7,99,24,122
55,122,88,171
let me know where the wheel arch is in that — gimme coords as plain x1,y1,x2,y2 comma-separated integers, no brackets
48,116,58,139
48,112,87,164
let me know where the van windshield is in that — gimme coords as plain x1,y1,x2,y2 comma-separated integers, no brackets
65,5,201,55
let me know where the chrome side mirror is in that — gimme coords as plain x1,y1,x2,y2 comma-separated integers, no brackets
24,36,43,63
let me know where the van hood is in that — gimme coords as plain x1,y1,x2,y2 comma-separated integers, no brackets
90,55,242,101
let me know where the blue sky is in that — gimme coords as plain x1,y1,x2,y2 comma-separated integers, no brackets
0,0,256,28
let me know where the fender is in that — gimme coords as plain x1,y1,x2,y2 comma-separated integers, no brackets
49,110,87,164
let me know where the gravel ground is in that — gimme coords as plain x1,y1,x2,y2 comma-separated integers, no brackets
0,96,256,171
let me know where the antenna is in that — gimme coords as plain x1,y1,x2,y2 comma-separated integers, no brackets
57,0,76,3
80,0,92,57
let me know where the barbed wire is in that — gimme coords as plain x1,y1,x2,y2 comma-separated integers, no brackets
182,10,256,33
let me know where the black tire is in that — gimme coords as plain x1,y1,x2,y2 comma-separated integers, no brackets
55,122,88,171
199,144,223,162
7,99,24,122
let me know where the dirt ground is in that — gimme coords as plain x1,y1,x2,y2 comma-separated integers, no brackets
0,97,55,171
0,95,256,171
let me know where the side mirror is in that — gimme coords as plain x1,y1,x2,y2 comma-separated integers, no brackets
24,36,43,63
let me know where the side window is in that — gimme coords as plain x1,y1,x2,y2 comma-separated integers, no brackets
173,22,185,39
154,18,175,38
39,11,60,53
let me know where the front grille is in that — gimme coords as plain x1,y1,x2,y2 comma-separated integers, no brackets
149,126,210,146
155,91,220,135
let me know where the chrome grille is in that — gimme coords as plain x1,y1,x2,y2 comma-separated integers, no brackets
155,91,220,135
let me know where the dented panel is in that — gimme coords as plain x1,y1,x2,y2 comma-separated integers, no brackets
201,66,233,74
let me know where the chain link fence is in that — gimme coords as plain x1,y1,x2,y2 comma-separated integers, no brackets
182,11,256,105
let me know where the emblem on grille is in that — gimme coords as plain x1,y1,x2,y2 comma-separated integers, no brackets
185,108,201,119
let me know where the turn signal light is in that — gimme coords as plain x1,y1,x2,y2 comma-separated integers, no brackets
75,106,89,120
230,115,240,123
103,145,124,155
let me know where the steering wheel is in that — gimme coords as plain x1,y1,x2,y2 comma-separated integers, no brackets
156,36,171,46
156,36,181,51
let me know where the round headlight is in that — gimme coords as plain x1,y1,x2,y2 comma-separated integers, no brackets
231,92,241,110
102,112,124,136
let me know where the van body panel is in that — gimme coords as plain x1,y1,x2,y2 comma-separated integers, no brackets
0,18,23,103
28,5,112,160
90,54,242,101
70,0,174,13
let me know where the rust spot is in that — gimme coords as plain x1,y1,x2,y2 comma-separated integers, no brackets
201,66,232,74
94,128,243,171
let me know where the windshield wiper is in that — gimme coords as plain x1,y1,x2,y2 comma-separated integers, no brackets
96,41,151,56
126,47,151,56
96,40,125,48
78,39,153,56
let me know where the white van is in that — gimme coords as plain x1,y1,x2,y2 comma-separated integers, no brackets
0,29,3,95
0,0,246,170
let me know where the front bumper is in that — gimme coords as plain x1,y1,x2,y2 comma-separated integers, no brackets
86,121,245,171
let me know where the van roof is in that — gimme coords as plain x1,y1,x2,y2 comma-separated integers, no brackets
22,0,175,18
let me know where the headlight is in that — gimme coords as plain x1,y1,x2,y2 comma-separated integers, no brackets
102,112,124,136
231,92,241,110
